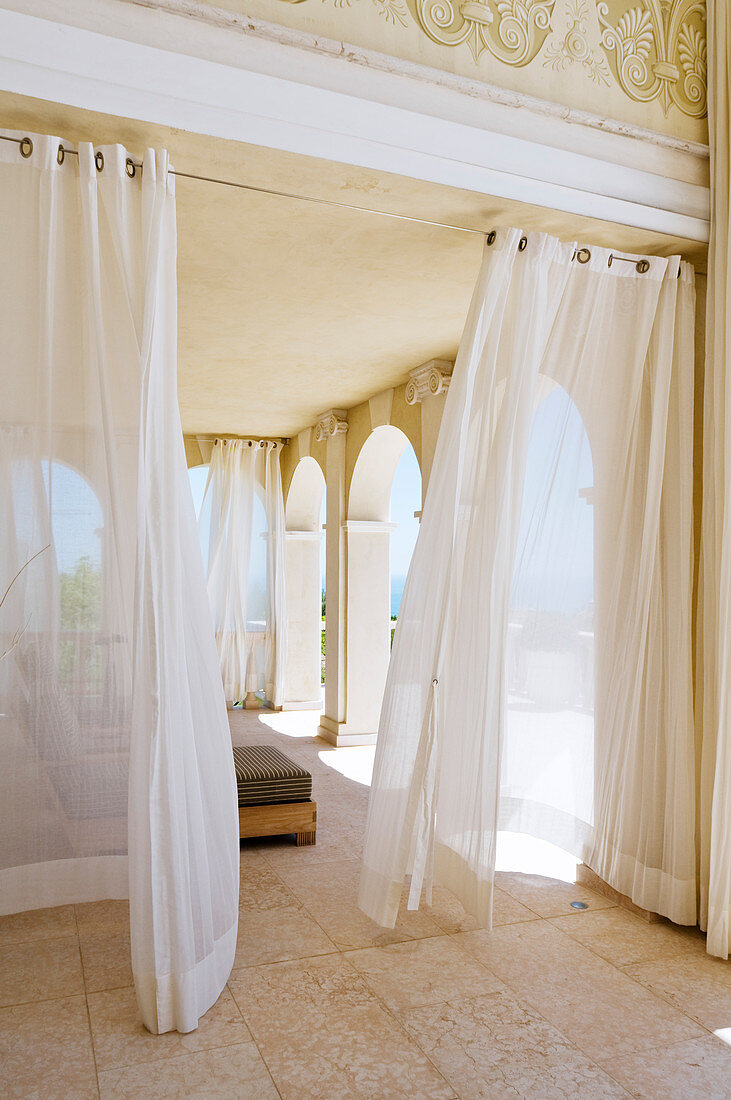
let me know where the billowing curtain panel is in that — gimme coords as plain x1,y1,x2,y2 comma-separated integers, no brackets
0,133,239,1033
264,442,288,708
360,228,696,940
205,439,256,701
203,439,287,706
700,0,731,959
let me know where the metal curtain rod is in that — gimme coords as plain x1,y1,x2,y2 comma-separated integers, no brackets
1,133,686,271
194,434,289,446
0,133,486,239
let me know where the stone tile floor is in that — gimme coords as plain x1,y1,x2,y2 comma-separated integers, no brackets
1,705,730,1098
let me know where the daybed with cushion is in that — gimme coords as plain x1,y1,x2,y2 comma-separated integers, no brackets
233,744,316,845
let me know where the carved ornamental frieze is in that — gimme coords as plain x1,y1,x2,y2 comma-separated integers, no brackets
596,0,707,118
274,0,707,120
415,0,555,66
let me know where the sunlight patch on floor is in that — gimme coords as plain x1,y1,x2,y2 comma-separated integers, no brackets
496,831,580,883
318,746,376,786
251,707,322,739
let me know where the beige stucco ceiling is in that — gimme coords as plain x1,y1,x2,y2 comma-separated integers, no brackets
0,91,708,438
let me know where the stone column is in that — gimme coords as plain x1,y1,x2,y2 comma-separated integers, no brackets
342,520,395,745
315,410,349,744
283,530,323,709
405,359,452,496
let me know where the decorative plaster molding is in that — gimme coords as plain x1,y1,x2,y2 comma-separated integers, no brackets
543,0,610,85
415,0,555,66
314,409,349,441
597,0,707,118
128,0,709,154
405,360,454,405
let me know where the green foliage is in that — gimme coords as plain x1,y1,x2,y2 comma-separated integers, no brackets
60,557,101,630
321,589,326,618
58,557,102,690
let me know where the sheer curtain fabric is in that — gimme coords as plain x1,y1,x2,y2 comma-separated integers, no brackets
203,439,287,707
0,133,239,1032
359,228,697,940
700,0,731,959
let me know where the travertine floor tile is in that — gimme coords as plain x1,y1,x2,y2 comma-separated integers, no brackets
80,930,133,993
550,906,708,968
88,984,251,1071
423,884,537,934
75,900,130,936
0,905,76,947
455,920,704,1062
0,994,98,1099
495,872,615,918
0,935,84,1006
98,1041,278,1099
238,864,304,913
228,953,376,1030
282,859,444,949
607,1035,731,1099
232,904,336,968
345,935,504,1013
252,1005,456,1099
623,953,731,1031
230,957,454,1099
402,990,629,1098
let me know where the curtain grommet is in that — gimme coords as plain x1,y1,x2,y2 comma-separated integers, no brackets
19,137,33,159
635,259,650,274
57,144,65,165
518,236,528,252
95,151,104,172
575,248,591,264
486,230,496,246
125,158,136,179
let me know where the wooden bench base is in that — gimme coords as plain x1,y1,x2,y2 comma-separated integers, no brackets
238,800,317,846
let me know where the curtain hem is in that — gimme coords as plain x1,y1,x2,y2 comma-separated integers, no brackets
134,917,237,1035
0,856,128,915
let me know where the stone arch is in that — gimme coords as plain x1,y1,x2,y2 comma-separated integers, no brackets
343,425,422,740
348,424,418,522
283,456,326,709
286,456,326,532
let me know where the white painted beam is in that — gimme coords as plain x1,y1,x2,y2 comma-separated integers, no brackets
0,2,710,242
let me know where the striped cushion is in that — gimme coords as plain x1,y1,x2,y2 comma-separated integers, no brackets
233,745,312,807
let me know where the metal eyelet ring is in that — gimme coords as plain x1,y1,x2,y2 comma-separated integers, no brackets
575,247,591,264
607,254,614,268
486,230,496,246
19,137,33,158
95,151,104,172
125,158,136,179
518,236,527,252
635,259,650,274
57,144,65,165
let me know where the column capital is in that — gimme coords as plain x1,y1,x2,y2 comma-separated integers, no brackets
314,409,348,442
405,359,453,405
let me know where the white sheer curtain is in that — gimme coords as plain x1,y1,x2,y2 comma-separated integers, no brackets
700,0,731,960
0,132,239,1033
203,439,287,706
360,228,697,938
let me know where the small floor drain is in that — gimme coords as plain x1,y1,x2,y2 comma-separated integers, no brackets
570,900,589,910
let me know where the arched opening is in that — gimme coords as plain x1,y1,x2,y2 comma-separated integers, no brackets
345,426,421,738
284,456,326,708
41,461,104,697
501,382,594,880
